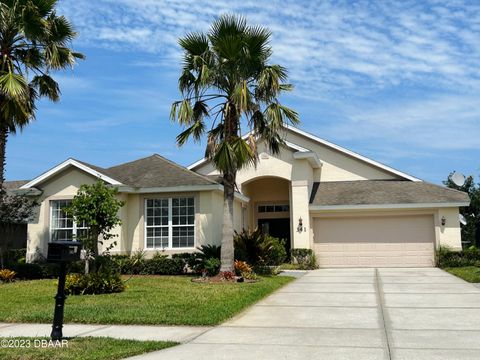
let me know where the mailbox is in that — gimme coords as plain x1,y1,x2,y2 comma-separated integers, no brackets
47,241,82,263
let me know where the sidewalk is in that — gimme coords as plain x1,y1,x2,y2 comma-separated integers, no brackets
0,323,211,343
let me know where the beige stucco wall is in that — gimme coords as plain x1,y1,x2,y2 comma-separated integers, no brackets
285,131,402,181
26,167,110,260
26,165,245,260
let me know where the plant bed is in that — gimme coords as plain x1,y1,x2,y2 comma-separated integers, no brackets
0,337,176,360
0,275,293,326
191,273,258,284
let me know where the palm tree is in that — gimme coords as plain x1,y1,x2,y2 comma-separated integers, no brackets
0,0,84,187
171,15,299,272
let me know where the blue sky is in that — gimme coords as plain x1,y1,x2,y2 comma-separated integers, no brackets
6,0,480,184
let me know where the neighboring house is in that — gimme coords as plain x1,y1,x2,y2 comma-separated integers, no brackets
10,126,469,267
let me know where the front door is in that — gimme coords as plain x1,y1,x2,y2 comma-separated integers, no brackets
258,218,291,255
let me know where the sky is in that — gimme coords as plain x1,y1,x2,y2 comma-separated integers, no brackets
5,0,480,185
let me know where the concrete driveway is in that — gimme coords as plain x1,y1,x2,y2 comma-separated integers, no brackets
130,268,480,360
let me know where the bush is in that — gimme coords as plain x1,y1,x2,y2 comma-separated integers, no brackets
65,271,125,295
234,260,252,275
290,248,318,270
11,262,59,279
0,269,16,282
234,228,287,266
436,246,480,268
143,253,185,275
202,258,221,277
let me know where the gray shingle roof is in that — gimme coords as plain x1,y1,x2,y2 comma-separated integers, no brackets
310,180,470,206
76,154,217,188
3,180,29,190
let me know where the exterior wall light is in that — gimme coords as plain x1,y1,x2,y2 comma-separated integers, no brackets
297,217,303,232
441,216,446,226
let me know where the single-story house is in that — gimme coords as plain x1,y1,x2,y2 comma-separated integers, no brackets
9,126,469,267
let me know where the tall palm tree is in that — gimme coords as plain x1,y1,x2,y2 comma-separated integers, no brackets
171,15,299,272
0,0,84,187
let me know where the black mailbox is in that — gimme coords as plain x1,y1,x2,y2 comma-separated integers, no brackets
47,241,82,263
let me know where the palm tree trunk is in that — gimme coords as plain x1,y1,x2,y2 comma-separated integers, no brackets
0,126,7,189
220,171,235,272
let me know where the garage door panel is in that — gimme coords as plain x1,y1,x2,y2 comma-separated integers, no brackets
313,215,435,268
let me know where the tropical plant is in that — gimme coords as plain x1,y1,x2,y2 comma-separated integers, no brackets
0,0,84,187
290,248,318,270
171,15,299,271
66,181,125,273
0,268,16,282
234,228,286,266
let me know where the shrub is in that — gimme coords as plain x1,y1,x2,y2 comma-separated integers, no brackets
220,271,236,281
11,262,59,279
234,260,252,276
290,248,318,270
0,269,16,282
436,246,480,268
143,253,185,275
202,258,221,277
65,272,125,295
234,228,287,266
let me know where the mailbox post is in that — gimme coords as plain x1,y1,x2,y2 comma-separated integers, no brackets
47,241,82,341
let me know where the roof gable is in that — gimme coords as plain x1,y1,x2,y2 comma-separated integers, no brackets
20,155,218,190
188,126,420,182
20,159,123,189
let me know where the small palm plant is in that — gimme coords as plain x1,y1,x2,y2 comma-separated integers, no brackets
171,15,299,271
0,0,84,186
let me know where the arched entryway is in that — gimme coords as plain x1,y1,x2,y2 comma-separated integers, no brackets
242,177,292,253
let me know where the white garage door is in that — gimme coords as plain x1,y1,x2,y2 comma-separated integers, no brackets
313,214,435,268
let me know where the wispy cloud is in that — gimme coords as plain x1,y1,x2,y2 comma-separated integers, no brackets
59,0,480,97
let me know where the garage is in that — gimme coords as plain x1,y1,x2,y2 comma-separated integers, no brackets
313,214,436,268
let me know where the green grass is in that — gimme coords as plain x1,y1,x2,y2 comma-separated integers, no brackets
0,337,175,360
0,275,293,325
445,266,480,283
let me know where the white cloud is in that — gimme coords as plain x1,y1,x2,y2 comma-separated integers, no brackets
58,0,480,97
316,94,480,150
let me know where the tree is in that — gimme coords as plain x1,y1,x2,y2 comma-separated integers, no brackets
0,0,84,187
0,187,38,267
170,15,299,272
66,181,125,273
444,173,480,248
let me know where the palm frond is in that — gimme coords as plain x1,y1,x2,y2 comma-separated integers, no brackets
31,74,60,102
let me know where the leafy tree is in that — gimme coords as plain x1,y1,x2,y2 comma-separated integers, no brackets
171,15,299,271
67,181,125,273
0,187,38,267
0,0,84,187
444,173,480,248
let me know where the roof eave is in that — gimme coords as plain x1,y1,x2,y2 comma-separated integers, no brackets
20,159,123,189
309,202,470,211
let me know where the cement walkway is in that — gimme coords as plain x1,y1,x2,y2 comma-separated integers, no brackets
126,268,480,360
0,322,211,343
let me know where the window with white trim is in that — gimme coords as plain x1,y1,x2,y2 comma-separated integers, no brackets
145,197,195,249
50,200,88,241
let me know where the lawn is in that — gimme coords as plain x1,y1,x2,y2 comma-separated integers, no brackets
0,337,175,360
444,266,480,283
0,275,293,325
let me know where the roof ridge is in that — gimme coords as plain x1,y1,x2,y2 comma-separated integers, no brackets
105,154,157,170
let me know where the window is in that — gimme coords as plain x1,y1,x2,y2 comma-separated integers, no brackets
258,204,290,213
145,197,195,249
50,200,88,241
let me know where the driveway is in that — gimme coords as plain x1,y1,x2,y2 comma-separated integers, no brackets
130,268,480,360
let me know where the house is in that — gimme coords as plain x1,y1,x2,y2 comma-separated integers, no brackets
10,126,469,267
